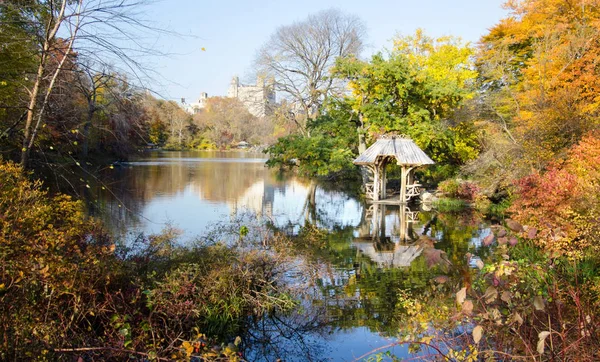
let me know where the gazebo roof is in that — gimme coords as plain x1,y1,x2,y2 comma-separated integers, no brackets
353,137,435,166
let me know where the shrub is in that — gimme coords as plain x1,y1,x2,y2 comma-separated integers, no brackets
0,160,294,360
438,179,482,202
510,134,600,258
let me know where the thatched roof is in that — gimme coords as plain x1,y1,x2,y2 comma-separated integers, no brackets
353,137,435,166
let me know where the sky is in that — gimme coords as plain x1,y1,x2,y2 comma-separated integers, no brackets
141,0,509,102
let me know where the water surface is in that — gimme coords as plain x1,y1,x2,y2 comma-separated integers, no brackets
89,150,491,361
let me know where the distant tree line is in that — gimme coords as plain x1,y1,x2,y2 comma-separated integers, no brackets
0,0,280,176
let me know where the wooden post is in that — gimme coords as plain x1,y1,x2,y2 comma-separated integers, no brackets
379,204,386,241
373,164,380,201
399,205,407,241
381,161,387,200
400,166,407,203
372,203,380,238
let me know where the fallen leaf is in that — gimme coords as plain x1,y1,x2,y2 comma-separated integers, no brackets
475,259,484,269
501,290,512,303
513,312,523,326
497,228,507,237
533,296,545,311
462,300,474,314
527,227,538,239
424,248,450,268
456,287,467,305
509,237,518,246
498,237,508,245
537,331,551,354
473,325,483,344
483,286,498,304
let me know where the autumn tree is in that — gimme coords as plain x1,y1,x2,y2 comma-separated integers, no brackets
255,9,366,135
194,97,258,148
477,0,600,169
143,97,191,149
0,0,165,168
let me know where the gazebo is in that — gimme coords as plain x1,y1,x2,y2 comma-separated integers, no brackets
353,136,434,203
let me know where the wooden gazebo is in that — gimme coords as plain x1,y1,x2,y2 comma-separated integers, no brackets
353,136,434,203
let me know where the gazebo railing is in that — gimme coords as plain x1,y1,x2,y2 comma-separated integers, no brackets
405,183,422,202
364,181,422,202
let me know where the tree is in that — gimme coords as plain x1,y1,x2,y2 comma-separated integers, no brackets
73,64,115,159
0,2,37,147
265,100,358,177
143,97,191,149
255,9,366,135
477,0,600,168
332,30,479,180
0,0,165,168
194,97,257,148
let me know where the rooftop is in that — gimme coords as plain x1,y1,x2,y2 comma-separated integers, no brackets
353,136,435,166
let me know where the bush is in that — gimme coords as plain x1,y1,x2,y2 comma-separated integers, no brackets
438,179,482,202
510,134,600,258
0,160,294,360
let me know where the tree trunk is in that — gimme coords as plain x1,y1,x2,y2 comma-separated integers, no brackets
20,0,70,169
21,52,47,168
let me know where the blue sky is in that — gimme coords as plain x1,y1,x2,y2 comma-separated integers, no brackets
143,0,508,102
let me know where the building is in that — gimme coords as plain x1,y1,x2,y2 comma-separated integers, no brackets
227,76,275,118
182,92,208,114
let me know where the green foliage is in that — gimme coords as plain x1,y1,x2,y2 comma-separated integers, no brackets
266,134,355,177
433,197,468,212
333,30,480,181
266,103,359,178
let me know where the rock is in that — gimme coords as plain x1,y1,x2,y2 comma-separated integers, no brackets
527,227,538,239
482,233,495,246
506,219,524,232
420,191,437,203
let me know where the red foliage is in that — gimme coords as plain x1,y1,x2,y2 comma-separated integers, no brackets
510,134,600,257
455,181,481,202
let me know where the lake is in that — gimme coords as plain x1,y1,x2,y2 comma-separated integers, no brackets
88,150,492,361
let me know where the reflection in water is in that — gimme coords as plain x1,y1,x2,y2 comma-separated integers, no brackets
85,151,491,361
92,151,361,239
354,204,424,268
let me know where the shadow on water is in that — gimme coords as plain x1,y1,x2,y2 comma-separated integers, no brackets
49,150,491,361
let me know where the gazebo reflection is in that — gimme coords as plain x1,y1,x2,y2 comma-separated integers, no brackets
353,204,423,268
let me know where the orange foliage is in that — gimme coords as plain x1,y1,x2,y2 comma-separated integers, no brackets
480,0,600,166
510,134,600,257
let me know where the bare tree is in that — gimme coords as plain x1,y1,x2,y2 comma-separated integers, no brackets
11,0,168,168
255,9,366,136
